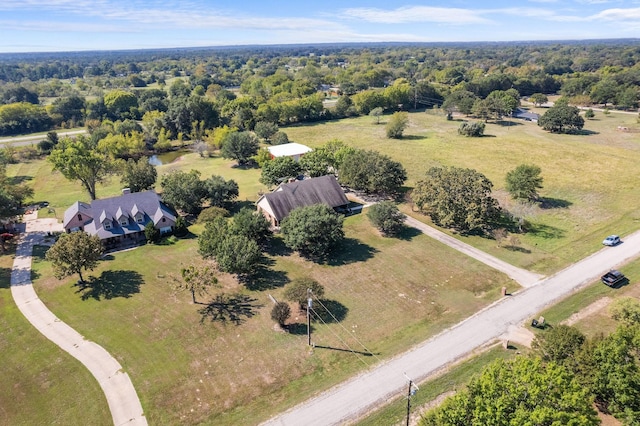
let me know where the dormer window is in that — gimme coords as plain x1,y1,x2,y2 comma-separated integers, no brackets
119,217,129,226
135,213,144,224
104,221,112,230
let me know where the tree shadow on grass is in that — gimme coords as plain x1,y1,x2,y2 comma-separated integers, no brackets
539,197,572,209
311,299,348,323
399,135,428,141
242,264,290,292
8,175,33,185
285,323,311,335
325,238,377,266
0,267,11,289
575,129,599,136
74,270,143,301
198,293,262,325
264,236,293,257
504,245,532,253
227,200,256,215
395,225,422,241
527,223,565,240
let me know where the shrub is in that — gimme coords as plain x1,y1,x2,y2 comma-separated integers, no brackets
197,207,229,224
271,302,291,327
367,201,405,236
458,121,485,137
284,278,325,310
174,216,188,237
144,222,161,243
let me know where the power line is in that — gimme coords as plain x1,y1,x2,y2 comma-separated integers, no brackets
312,296,384,365
309,306,372,368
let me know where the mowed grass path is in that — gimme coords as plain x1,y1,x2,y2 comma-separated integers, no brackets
285,111,640,273
29,213,510,425
0,248,110,426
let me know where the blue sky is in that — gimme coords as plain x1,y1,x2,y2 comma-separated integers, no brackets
1,0,639,53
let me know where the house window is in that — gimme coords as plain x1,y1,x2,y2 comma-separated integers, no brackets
77,214,82,221
162,217,166,222
136,214,143,224
104,221,112,230
120,218,128,226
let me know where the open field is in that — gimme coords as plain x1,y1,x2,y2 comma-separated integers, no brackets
0,246,110,425
285,110,640,273
7,152,269,221
3,109,640,424
28,212,511,425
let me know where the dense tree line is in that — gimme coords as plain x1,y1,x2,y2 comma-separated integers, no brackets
1,40,639,138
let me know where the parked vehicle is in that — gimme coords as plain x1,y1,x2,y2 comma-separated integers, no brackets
601,270,626,287
602,235,621,246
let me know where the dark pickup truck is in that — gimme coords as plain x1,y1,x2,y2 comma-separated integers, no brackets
601,270,626,287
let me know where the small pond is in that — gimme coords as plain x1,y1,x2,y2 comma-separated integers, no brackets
148,149,190,166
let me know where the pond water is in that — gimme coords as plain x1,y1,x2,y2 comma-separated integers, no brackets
148,149,190,165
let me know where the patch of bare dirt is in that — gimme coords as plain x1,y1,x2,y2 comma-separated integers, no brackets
562,297,612,326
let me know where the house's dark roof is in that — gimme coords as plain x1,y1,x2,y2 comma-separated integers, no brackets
65,191,176,239
261,175,349,222
513,108,540,121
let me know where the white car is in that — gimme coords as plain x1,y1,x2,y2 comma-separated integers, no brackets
602,235,621,246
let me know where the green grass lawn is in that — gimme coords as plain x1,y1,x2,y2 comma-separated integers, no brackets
284,111,640,273
4,110,640,424
29,213,512,425
0,247,110,426
7,151,268,221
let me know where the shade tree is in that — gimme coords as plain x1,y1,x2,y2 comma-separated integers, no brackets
172,264,219,304
160,169,206,214
339,149,407,195
538,105,584,133
283,277,325,310
45,232,103,283
412,166,500,233
260,156,302,187
366,201,405,236
421,357,599,426
49,135,114,200
505,164,543,202
280,204,344,258
385,111,409,138
221,131,259,165
120,157,157,192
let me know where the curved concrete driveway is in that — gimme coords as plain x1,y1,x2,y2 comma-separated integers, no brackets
263,229,640,426
10,215,147,426
405,216,544,287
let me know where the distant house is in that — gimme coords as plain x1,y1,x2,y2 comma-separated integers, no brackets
63,189,176,250
256,175,349,227
512,108,540,122
267,142,313,162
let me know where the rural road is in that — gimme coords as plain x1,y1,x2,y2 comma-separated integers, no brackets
263,229,640,426
0,129,87,147
10,213,147,426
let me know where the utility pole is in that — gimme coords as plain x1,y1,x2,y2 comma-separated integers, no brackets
307,288,312,346
404,373,419,426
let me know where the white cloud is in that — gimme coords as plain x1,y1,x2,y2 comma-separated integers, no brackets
491,8,557,18
341,6,491,24
589,7,640,20
0,19,133,33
